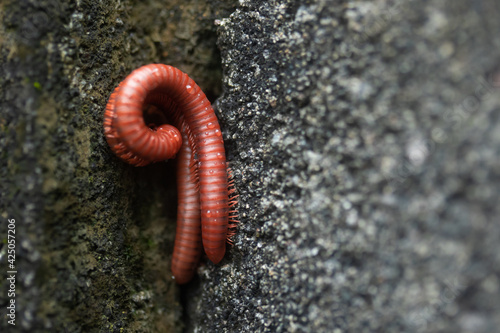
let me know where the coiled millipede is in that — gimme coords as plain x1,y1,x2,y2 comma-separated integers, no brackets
103,64,237,284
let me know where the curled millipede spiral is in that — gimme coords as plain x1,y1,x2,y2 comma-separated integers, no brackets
104,64,236,284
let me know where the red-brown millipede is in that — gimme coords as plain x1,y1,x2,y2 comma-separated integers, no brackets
103,64,236,284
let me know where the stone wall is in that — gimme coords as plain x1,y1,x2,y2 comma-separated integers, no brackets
1,0,499,332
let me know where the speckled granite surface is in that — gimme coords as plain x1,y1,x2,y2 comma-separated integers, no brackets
190,0,500,332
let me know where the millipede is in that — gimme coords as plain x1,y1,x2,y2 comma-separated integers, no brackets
103,64,237,284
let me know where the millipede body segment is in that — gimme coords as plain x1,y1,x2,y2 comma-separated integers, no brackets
103,64,231,284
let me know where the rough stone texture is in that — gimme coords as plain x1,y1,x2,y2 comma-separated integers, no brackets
1,0,500,332
190,0,500,332
0,0,234,332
